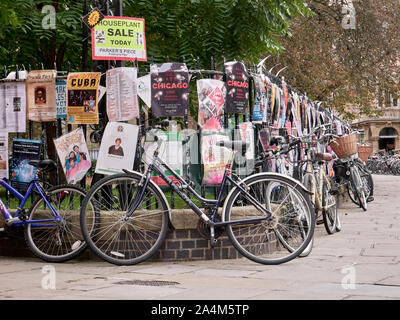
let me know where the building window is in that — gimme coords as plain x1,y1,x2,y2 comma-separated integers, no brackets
393,97,398,108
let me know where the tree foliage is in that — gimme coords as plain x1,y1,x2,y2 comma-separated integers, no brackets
269,0,400,119
124,0,310,68
0,0,309,71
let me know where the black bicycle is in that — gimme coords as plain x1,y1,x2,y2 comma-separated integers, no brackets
80,122,315,265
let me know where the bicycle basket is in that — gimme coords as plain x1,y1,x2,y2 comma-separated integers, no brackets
329,133,358,159
357,144,373,162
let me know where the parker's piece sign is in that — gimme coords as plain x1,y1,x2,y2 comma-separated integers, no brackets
67,72,101,124
150,63,189,117
92,16,147,61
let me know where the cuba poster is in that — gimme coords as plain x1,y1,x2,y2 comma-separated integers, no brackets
26,70,57,122
67,72,101,124
54,127,92,184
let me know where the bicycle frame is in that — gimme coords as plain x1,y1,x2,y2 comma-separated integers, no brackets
125,149,273,228
0,179,60,227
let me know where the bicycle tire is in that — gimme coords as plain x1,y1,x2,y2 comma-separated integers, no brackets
80,173,169,265
349,166,367,211
322,181,338,234
24,184,88,262
223,173,315,265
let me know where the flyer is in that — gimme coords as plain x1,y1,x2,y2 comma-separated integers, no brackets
95,122,139,175
137,74,151,107
106,67,139,122
151,63,189,117
0,81,26,133
54,127,91,184
224,61,249,114
143,131,183,186
67,72,101,124
10,139,41,190
197,79,226,131
56,80,67,119
252,75,267,123
92,16,147,61
26,70,57,122
201,134,232,185
0,131,8,179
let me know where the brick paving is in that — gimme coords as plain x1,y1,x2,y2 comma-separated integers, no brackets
0,174,399,300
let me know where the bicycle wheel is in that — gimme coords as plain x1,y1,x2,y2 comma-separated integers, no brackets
223,173,315,265
321,181,338,234
349,166,367,211
24,185,88,262
80,173,169,265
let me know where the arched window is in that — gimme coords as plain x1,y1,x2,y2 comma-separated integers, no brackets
379,127,398,138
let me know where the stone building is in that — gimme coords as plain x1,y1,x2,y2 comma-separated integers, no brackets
352,98,400,153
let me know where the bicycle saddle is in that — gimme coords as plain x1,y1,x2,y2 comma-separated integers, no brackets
28,159,57,172
316,152,334,161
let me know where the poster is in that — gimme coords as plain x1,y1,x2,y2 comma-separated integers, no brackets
95,122,139,175
0,81,26,133
137,74,151,107
54,127,91,184
26,70,57,122
259,128,271,153
197,79,226,131
252,75,267,123
143,131,183,186
92,16,147,61
201,134,232,185
0,131,8,179
106,67,139,122
239,122,254,160
151,63,189,117
10,139,41,191
67,72,101,124
56,80,67,119
224,61,249,114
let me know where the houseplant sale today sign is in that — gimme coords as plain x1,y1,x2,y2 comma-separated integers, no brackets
92,16,147,61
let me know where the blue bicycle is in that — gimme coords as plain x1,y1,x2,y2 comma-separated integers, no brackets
0,160,88,262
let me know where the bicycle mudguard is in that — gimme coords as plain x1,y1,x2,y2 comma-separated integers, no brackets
221,172,313,222
122,169,175,229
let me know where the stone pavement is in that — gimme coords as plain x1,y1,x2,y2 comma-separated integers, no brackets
0,174,399,300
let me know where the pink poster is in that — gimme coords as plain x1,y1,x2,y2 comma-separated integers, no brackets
197,79,226,131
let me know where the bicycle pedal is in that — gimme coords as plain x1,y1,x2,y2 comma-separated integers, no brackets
316,219,324,225
5,217,21,226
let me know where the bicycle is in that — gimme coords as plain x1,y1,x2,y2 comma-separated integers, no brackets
298,124,340,235
0,159,89,262
80,121,315,266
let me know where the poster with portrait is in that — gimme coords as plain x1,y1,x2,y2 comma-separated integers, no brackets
95,122,139,175
67,72,101,124
56,80,67,119
0,131,8,179
201,133,232,185
150,63,189,117
197,79,226,131
10,139,41,191
106,67,139,122
54,127,91,184
26,70,57,122
224,61,249,114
